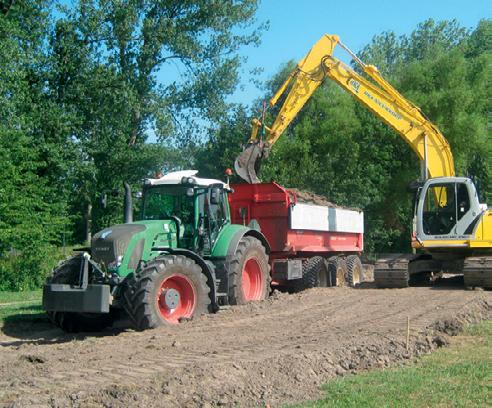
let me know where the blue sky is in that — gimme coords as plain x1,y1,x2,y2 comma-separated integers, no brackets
197,0,489,107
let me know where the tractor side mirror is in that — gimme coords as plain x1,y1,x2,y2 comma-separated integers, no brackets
210,187,221,205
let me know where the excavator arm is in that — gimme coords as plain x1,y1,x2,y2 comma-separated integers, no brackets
234,34,455,185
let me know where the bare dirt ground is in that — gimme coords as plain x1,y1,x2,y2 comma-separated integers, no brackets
0,277,490,408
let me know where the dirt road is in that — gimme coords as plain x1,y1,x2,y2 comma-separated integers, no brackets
0,278,490,407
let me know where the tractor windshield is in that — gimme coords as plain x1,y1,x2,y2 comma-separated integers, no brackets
142,186,196,224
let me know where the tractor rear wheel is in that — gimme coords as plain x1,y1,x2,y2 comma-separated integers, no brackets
327,256,348,287
123,255,210,330
46,254,114,333
229,236,270,305
346,255,363,287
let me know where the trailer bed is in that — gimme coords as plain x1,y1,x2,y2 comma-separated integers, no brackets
229,182,363,256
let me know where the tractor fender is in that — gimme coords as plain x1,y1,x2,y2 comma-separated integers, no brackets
224,228,271,259
209,225,271,306
157,248,219,312
243,229,271,255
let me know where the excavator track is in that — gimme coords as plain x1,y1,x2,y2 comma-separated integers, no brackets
463,256,492,289
374,254,413,288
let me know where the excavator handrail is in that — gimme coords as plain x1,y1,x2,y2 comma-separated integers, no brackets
234,34,455,184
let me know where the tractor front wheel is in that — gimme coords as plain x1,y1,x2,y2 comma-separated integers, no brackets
123,255,210,330
229,236,270,305
46,254,115,333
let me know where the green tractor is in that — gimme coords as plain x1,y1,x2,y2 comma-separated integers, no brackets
43,171,271,332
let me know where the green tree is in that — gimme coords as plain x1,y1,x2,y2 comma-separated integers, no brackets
0,0,70,289
52,0,265,240
194,104,252,180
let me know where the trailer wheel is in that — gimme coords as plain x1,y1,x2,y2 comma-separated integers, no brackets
229,236,270,305
46,254,114,333
346,255,363,287
327,256,348,286
296,256,329,291
123,255,210,330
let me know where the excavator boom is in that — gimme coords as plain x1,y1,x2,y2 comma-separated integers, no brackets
235,34,455,183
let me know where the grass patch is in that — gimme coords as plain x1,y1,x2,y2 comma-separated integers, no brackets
296,321,491,408
0,290,45,323
0,289,42,304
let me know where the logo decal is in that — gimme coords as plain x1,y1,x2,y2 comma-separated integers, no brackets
349,79,360,93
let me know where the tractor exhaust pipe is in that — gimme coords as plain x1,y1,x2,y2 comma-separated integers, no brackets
123,182,133,223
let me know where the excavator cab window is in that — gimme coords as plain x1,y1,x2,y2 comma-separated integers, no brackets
422,183,457,235
457,183,470,220
421,182,474,237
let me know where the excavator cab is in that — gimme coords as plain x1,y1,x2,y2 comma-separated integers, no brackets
415,177,482,240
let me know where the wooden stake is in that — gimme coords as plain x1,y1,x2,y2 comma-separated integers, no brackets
406,316,410,351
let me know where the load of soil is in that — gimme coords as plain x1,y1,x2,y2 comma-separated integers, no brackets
288,188,339,207
0,277,490,408
287,188,360,210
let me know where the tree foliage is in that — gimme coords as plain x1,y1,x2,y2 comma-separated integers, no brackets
0,0,263,289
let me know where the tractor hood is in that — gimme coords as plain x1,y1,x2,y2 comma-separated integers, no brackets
92,224,146,268
91,221,177,276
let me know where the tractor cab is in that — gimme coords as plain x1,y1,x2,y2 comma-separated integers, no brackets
142,170,231,254
414,177,484,243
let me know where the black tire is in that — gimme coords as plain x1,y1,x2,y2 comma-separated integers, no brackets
327,256,348,287
295,256,329,291
346,255,363,287
46,254,114,333
228,236,270,305
123,255,210,330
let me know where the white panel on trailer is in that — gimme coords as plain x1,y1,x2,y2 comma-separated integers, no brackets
290,203,363,233
331,208,364,233
290,203,329,231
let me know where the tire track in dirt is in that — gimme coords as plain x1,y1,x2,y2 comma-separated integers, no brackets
0,284,490,407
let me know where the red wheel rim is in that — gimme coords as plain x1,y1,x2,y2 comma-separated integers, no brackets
242,258,263,301
157,274,196,324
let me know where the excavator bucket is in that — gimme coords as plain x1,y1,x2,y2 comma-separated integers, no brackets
234,143,264,184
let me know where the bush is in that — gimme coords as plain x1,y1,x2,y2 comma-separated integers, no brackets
0,246,68,291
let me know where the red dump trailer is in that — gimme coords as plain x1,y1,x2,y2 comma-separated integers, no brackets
229,182,364,289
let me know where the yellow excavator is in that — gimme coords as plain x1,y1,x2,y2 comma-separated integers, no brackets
234,34,492,288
